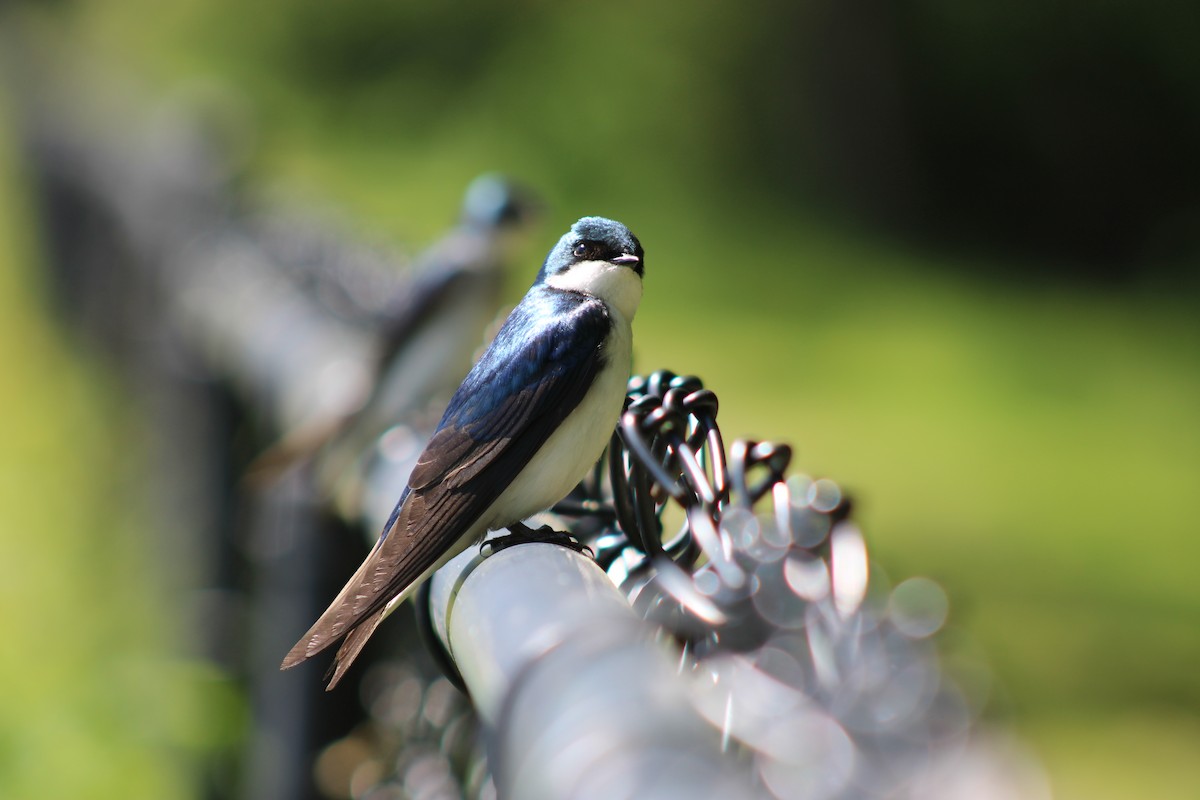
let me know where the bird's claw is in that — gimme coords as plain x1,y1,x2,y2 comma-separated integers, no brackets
481,522,595,558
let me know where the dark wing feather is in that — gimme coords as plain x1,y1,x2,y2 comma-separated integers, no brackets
323,607,386,688
281,290,612,679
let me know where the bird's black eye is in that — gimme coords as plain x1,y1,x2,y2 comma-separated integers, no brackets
573,241,598,259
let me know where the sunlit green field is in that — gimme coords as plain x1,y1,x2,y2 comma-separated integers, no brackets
0,101,241,798
3,2,1198,798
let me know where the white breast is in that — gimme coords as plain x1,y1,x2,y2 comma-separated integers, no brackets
545,259,642,321
485,273,640,529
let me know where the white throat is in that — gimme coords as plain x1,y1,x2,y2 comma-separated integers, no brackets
545,260,643,322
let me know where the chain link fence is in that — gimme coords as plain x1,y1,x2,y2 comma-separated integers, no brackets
11,64,1047,800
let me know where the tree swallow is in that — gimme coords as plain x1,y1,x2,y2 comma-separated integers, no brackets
281,216,645,688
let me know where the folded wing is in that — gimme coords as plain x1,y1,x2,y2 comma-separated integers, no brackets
281,290,612,682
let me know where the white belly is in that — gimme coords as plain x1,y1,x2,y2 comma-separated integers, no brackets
484,313,633,529
378,293,636,617
375,341,628,615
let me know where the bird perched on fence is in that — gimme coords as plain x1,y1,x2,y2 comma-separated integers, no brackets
281,216,645,688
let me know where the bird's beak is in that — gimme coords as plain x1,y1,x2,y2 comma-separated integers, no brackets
611,254,640,265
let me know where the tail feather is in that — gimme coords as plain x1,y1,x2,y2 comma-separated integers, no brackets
279,546,430,686
279,554,380,671
322,609,388,690
279,492,484,687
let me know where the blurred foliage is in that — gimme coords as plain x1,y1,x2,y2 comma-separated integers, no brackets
0,96,243,799
72,0,1200,276
4,0,1199,798
893,0,1200,271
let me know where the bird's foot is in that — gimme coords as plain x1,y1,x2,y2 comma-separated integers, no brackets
482,521,595,558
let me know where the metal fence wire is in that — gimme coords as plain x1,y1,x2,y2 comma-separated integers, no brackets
340,372,1010,800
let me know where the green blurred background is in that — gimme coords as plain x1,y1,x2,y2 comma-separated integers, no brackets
2,0,1198,797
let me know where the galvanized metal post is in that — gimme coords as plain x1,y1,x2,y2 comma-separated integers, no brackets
428,542,769,800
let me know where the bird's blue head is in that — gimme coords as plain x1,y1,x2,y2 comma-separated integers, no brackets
536,216,644,284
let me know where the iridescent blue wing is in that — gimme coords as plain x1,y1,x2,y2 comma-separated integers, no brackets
282,289,612,679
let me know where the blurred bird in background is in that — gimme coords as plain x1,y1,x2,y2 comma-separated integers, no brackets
250,174,534,520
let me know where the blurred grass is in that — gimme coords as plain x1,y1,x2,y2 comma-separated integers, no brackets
6,1,1200,797
0,90,241,799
